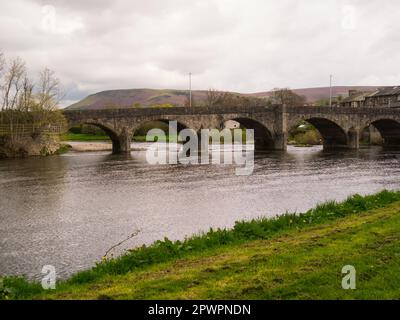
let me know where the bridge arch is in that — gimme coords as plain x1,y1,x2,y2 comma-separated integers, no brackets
63,106,400,152
224,117,274,149
367,118,400,147
67,121,124,154
132,118,192,141
290,117,348,149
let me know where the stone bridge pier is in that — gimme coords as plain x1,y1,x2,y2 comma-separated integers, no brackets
63,104,400,154
116,127,132,154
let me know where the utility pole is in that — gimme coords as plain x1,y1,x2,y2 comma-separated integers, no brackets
189,72,192,108
329,74,333,107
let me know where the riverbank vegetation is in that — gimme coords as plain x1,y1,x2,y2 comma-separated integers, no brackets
288,121,322,146
0,51,66,158
1,190,399,300
61,133,110,141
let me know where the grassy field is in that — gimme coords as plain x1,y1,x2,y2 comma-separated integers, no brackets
62,133,177,142
133,135,179,142
1,190,400,300
63,132,249,143
61,133,111,141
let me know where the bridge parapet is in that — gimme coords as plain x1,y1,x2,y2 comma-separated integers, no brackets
287,105,400,115
63,104,278,118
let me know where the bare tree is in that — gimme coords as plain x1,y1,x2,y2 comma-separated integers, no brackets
30,68,65,132
184,93,196,107
0,57,27,141
1,57,26,111
205,89,237,107
0,51,5,77
206,88,222,107
0,53,66,146
205,89,268,108
18,76,34,111
270,88,306,106
36,68,62,111
0,51,5,123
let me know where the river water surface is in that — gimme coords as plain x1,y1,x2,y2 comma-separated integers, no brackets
1,144,399,279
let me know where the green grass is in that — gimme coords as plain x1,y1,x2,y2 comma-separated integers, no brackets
63,132,250,144
63,133,178,143
61,133,110,141
53,144,72,155
133,135,179,142
1,190,400,300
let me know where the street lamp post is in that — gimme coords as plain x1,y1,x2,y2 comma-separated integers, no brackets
329,74,333,107
189,72,192,108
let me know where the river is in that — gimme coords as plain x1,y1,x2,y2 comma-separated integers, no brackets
0,144,399,280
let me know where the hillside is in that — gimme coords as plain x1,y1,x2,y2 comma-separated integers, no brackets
250,86,381,102
66,86,382,110
66,89,212,110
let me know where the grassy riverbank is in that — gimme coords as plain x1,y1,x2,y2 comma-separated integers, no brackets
1,190,400,300
61,133,110,141
133,135,179,142
61,133,177,142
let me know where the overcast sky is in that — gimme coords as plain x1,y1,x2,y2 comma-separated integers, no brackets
1,0,400,106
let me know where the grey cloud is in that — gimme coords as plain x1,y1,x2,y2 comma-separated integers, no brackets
1,0,400,105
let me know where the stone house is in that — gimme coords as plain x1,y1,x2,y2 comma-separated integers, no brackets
340,86,400,108
364,86,400,108
341,90,377,108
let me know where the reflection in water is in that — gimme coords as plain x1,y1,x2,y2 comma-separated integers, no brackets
0,145,399,280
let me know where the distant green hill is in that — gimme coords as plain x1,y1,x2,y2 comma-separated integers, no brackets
66,86,382,110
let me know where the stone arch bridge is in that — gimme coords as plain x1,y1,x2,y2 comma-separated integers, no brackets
63,105,400,153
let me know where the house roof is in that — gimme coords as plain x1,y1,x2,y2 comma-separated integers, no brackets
369,86,400,97
341,91,377,103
